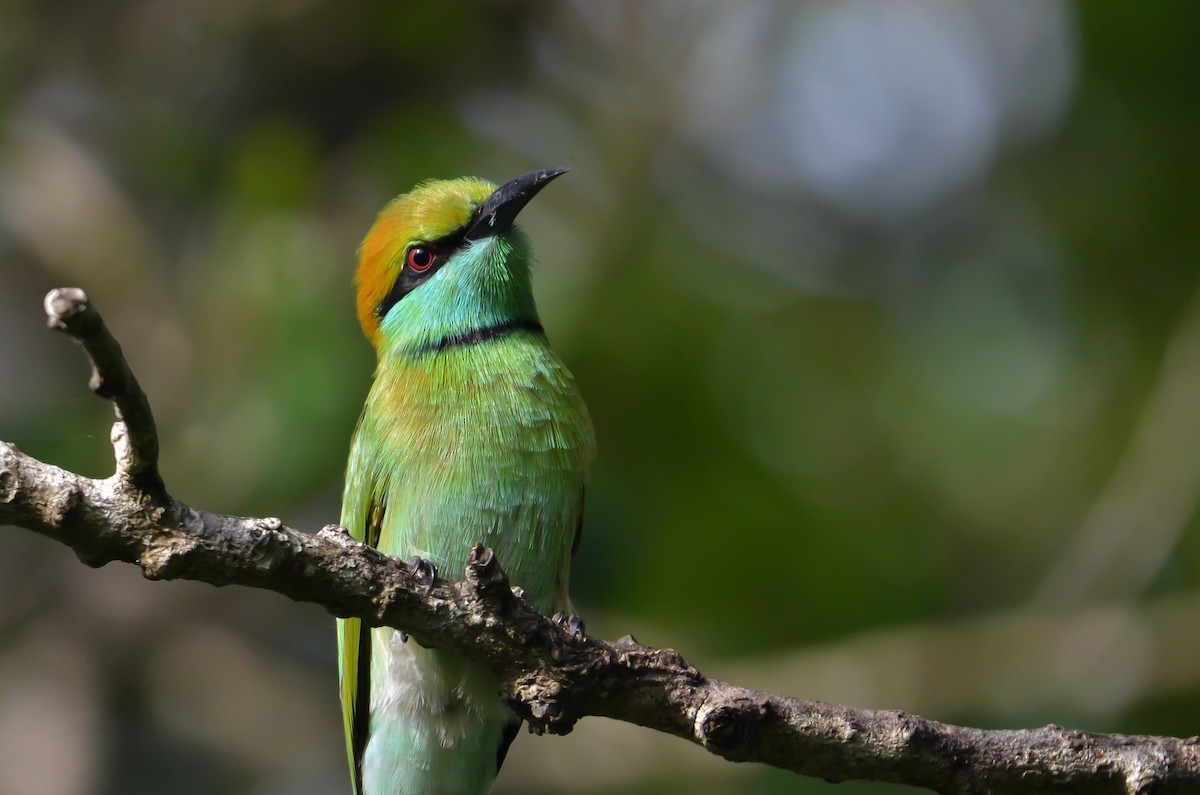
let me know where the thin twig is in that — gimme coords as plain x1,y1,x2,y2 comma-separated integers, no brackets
43,287,161,490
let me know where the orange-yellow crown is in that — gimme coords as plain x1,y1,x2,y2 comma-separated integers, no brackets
355,177,496,345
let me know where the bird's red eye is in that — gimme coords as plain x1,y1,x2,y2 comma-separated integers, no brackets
407,246,435,272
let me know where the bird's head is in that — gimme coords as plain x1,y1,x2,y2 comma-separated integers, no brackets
354,168,566,356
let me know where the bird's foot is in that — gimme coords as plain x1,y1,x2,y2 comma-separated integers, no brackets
407,555,438,594
552,611,586,642
399,556,439,644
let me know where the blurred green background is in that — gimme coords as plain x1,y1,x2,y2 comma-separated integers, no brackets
2,1,1199,793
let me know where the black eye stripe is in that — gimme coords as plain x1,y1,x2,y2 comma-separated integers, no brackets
375,227,469,318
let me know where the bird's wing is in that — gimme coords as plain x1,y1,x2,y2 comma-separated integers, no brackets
339,497,384,795
571,487,586,559
551,486,588,618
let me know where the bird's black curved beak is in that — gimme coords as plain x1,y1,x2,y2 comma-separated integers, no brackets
464,167,568,242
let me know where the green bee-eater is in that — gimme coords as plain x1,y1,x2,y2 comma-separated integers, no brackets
337,169,595,795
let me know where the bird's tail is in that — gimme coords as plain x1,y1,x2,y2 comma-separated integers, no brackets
359,633,518,795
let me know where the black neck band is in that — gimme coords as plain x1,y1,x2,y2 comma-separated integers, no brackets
411,318,544,356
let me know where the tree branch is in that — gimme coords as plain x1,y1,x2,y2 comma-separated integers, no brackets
3,288,1199,794
43,287,162,490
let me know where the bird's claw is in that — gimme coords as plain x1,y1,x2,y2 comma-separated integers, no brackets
408,555,438,594
398,556,438,644
552,611,586,642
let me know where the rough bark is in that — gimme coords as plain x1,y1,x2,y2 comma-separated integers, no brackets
2,288,1199,794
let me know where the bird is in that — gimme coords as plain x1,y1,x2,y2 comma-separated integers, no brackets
337,168,595,795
